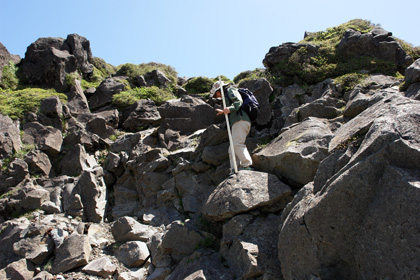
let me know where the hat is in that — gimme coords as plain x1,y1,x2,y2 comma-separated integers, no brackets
210,81,229,97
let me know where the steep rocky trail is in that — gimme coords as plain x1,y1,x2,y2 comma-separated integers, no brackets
1,20,420,280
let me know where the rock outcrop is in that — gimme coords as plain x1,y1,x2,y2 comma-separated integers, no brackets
21,34,93,91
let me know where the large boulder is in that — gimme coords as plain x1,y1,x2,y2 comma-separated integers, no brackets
158,95,216,136
71,167,107,223
2,259,36,280
285,96,343,126
122,99,162,132
24,150,52,177
279,95,420,280
51,233,91,274
167,251,234,280
0,218,30,269
336,26,413,71
82,256,117,278
202,170,292,222
66,79,90,115
238,78,273,126
21,34,93,91
404,58,420,85
159,221,214,263
114,241,150,268
59,144,97,177
22,122,62,156
220,214,283,279
253,117,334,187
138,69,171,88
0,114,22,159
111,216,158,243
88,77,126,111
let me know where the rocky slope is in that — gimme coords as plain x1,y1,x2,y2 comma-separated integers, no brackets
1,20,420,280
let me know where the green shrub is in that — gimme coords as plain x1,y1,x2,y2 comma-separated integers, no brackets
90,57,116,77
0,88,67,120
396,38,420,61
302,19,374,46
112,91,139,109
81,67,106,89
233,69,266,84
112,86,175,109
65,72,81,88
334,73,369,92
0,61,20,90
116,62,178,87
183,76,214,94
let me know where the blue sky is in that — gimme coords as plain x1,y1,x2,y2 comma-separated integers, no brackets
1,0,419,81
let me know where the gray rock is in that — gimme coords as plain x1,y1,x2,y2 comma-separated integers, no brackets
22,122,62,156
31,271,54,280
167,251,234,280
405,82,420,100
21,34,93,91
95,109,120,128
24,150,52,177
158,95,215,138
2,158,29,189
86,116,115,139
82,256,117,278
174,171,215,214
285,96,343,126
111,216,158,243
138,69,171,88
66,34,93,74
254,117,333,187
279,95,420,280
88,77,126,111
336,26,413,70
62,129,109,153
60,144,96,177
0,114,22,159
52,233,91,274
66,79,90,115
3,259,36,280
19,187,50,211
72,167,107,223
220,214,283,279
122,99,162,132
0,218,30,269
202,170,292,222
13,233,54,265
114,241,150,268
405,58,420,85
39,96,62,118
160,221,213,262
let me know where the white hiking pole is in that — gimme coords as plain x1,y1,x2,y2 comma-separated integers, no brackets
219,76,238,174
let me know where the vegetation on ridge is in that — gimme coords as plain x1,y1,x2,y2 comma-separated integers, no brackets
0,88,67,120
264,19,417,87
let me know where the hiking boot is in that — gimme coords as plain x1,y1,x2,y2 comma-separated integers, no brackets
239,166,254,171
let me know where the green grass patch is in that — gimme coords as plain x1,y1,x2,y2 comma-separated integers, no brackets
0,87,67,120
301,19,374,46
0,61,20,90
183,75,231,94
116,62,178,87
112,86,175,109
333,73,369,93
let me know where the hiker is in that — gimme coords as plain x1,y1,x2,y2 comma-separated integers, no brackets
210,81,253,171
